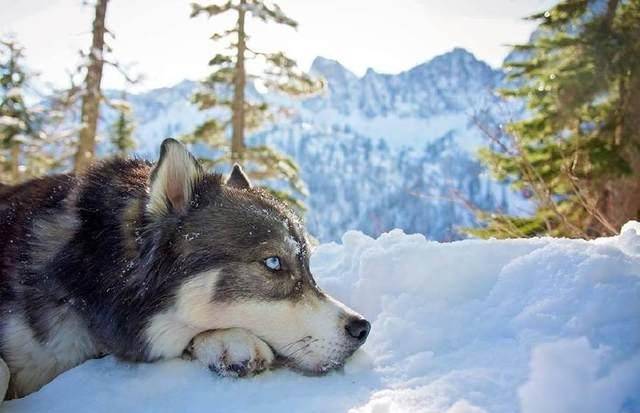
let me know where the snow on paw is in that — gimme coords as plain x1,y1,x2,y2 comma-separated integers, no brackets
187,328,274,378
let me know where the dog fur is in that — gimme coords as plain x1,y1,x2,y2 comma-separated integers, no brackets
0,139,369,403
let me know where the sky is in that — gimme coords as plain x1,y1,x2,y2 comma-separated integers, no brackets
1,0,556,91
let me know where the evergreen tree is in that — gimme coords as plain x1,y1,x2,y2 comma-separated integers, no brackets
74,0,109,173
472,0,640,239
187,0,323,210
0,39,57,184
72,0,139,172
109,94,136,157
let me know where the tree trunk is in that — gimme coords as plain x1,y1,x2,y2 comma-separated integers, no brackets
604,0,619,28
9,142,20,183
600,0,640,232
74,0,108,173
230,0,247,163
607,73,640,231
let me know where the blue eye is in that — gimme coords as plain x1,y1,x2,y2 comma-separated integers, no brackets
264,256,281,271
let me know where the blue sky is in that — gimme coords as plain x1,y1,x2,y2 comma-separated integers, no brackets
1,0,556,91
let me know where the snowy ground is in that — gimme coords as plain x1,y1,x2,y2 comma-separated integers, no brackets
4,223,640,413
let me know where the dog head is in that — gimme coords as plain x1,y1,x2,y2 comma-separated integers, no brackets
144,139,370,374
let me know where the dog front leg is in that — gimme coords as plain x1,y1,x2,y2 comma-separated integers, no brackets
185,328,275,378
0,357,9,405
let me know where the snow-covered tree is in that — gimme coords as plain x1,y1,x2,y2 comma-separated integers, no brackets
109,94,136,157
0,39,57,183
187,0,323,210
72,0,140,172
74,0,109,173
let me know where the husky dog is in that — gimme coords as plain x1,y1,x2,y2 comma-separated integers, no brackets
0,139,370,403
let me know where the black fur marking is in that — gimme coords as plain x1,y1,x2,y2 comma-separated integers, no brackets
1,174,77,346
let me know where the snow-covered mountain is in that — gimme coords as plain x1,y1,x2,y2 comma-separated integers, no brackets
105,48,523,242
304,48,502,147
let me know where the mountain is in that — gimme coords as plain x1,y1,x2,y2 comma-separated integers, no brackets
102,48,524,242
308,48,501,119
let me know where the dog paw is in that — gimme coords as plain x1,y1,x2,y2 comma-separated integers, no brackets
187,328,274,378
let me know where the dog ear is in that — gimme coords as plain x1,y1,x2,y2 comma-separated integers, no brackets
147,138,203,216
226,163,252,190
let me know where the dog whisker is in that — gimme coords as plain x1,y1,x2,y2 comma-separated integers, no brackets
282,338,319,360
282,343,311,360
276,335,312,354
276,336,314,358
281,338,305,350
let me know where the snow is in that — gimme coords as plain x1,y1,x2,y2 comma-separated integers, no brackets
518,337,640,413
4,222,640,413
90,47,103,62
308,109,485,151
107,99,132,111
6,88,22,99
0,116,25,129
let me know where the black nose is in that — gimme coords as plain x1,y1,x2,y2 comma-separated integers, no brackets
345,318,371,343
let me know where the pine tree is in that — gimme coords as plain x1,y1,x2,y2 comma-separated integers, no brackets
472,0,640,239
0,39,29,182
109,94,136,157
0,39,57,184
70,0,140,172
74,0,109,173
187,0,323,210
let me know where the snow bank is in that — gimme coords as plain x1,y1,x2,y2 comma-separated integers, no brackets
4,223,640,413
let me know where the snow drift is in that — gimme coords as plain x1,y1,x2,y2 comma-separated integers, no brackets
4,223,640,413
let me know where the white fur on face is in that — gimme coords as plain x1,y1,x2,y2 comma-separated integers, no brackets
145,272,219,360
146,270,363,373
207,295,362,373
